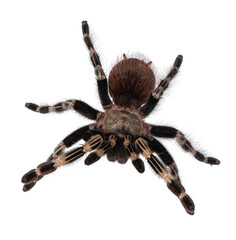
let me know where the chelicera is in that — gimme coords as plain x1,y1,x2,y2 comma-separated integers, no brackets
22,21,220,215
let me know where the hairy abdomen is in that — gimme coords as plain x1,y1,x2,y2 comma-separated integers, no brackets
108,57,156,108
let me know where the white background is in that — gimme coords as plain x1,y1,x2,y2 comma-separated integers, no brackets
1,0,235,239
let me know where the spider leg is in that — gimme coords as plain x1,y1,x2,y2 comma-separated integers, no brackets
84,134,117,165
123,135,145,173
148,137,179,179
82,21,113,109
25,99,100,120
22,132,104,191
135,137,195,215
46,125,92,162
149,125,220,165
140,55,183,117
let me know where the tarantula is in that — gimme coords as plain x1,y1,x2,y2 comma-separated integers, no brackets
22,21,220,215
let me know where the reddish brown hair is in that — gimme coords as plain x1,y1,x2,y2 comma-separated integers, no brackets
108,56,156,108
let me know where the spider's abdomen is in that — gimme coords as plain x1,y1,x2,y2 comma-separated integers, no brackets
108,57,156,108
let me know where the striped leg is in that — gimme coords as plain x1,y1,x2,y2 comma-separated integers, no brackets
140,55,183,117
46,125,92,163
135,137,195,215
25,99,100,120
148,137,179,179
22,133,103,191
150,125,220,165
82,21,112,109
84,134,117,165
123,135,145,173
22,125,91,191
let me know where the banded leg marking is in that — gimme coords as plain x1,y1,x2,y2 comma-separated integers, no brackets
176,131,220,165
25,100,100,120
82,21,112,108
135,137,194,215
148,137,179,179
84,134,117,165
47,125,92,162
22,134,103,191
123,135,145,173
140,55,183,117
149,125,220,165
135,137,171,182
25,100,75,114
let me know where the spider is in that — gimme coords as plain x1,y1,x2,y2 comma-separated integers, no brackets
22,20,220,215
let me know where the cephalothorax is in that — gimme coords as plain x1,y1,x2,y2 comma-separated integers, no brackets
22,21,220,215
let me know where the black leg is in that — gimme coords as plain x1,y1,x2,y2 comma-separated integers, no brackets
84,134,117,165
22,124,92,191
82,21,113,109
140,55,183,117
25,99,100,120
47,124,92,162
148,137,179,179
123,135,145,173
22,132,104,191
149,125,220,165
135,137,195,215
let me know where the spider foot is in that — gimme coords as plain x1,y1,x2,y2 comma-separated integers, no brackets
167,180,195,215
23,182,37,192
204,157,221,165
179,193,195,215
84,152,100,165
132,158,145,173
25,102,49,113
22,176,43,192
21,161,57,191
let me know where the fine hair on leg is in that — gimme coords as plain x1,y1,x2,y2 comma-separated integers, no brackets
135,137,195,215
140,55,183,117
22,132,104,191
82,21,113,109
149,125,220,165
25,99,100,120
